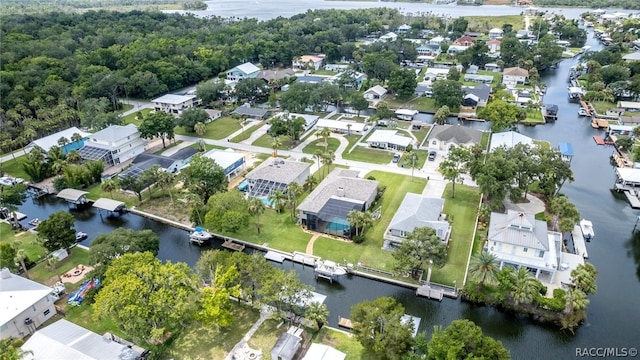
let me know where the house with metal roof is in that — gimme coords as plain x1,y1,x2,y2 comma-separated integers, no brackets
364,85,388,101
426,125,483,152
226,62,260,82
298,169,378,238
21,319,144,360
384,193,451,247
0,269,57,339
366,130,413,151
315,119,366,134
302,343,346,360
79,124,147,166
487,210,561,282
201,149,246,181
271,326,304,360
28,127,91,154
119,147,199,178
245,158,310,198
231,105,270,120
489,131,534,151
151,94,199,115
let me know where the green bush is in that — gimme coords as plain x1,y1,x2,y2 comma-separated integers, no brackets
535,288,566,312
352,235,365,244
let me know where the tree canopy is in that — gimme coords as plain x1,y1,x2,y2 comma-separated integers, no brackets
204,190,250,233
427,319,510,360
138,110,175,148
180,155,228,201
37,211,76,252
432,80,463,110
90,228,160,266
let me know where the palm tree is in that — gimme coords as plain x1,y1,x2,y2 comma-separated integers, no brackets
271,136,282,157
319,127,331,152
14,249,29,279
71,132,83,145
570,263,597,294
347,210,364,237
57,136,69,148
194,122,206,137
321,151,335,177
0,338,33,360
47,256,62,283
305,302,330,330
303,175,317,191
346,123,352,136
187,193,204,225
268,190,287,213
565,289,589,313
156,170,176,204
286,182,304,220
66,150,82,164
313,149,323,170
468,252,500,287
101,179,119,199
510,267,539,306
247,197,266,234
359,211,374,235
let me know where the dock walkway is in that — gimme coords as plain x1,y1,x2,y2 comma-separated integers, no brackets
416,285,444,301
571,225,589,259
623,191,640,209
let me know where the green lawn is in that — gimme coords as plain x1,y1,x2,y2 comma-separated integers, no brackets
386,96,438,113
343,147,395,164
252,133,295,150
165,303,260,359
312,237,362,266
0,155,29,179
85,182,138,207
121,108,151,127
344,135,361,152
175,116,242,140
399,150,428,170
480,132,490,150
591,101,617,114
311,69,338,76
430,184,481,286
29,247,92,285
230,121,266,143
413,125,431,146
302,138,340,155
522,109,545,125
247,319,287,354
153,140,183,155
116,103,133,114
465,15,525,32
477,70,502,84
311,327,364,360
0,222,46,264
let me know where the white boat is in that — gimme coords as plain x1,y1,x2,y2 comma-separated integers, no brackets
314,260,347,282
578,108,587,116
75,232,88,241
189,227,213,245
579,219,595,241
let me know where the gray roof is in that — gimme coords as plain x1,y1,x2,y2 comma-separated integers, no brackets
56,189,89,202
132,153,176,170
151,94,196,105
464,84,491,102
464,74,494,82
259,68,295,81
245,158,310,185
91,124,138,143
427,124,483,145
298,169,378,214
0,270,53,327
232,106,269,118
93,198,126,212
271,331,302,360
168,147,199,160
488,210,549,250
387,193,450,238
296,75,325,84
21,319,140,360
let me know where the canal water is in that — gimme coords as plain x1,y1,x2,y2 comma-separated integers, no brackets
16,29,640,359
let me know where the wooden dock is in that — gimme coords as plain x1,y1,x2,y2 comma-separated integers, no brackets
416,285,444,301
338,317,353,329
591,118,609,129
222,240,245,252
580,101,592,117
593,136,605,145
571,225,589,259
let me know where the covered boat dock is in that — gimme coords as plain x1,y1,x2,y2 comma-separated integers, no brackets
93,198,127,218
56,189,89,208
558,142,573,163
614,168,640,209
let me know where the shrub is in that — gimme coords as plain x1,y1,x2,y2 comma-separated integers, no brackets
535,288,566,312
352,235,365,244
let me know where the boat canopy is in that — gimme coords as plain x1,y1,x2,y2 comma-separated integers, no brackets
56,189,89,202
558,142,574,157
92,198,125,212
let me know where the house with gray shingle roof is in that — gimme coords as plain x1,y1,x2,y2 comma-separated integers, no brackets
384,193,451,248
245,158,310,198
231,105,270,120
487,210,561,281
426,125,483,152
298,169,378,239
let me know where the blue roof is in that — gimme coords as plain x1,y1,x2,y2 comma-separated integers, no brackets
558,142,574,157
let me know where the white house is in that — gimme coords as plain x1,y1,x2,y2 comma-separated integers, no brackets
151,94,199,115
380,32,398,42
396,24,412,34
226,62,260,82
429,36,445,46
488,28,504,40
487,210,561,281
366,130,413,151
79,124,147,166
424,68,450,81
201,149,246,181
489,131,534,151
426,125,484,151
502,67,529,86
0,269,57,339
484,63,502,72
315,119,366,135
364,85,388,101
303,343,346,360
274,112,319,131
487,39,501,53
293,54,325,71
384,193,451,247
324,64,349,72
204,109,223,123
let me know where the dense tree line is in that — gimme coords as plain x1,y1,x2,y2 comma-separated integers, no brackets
534,0,640,10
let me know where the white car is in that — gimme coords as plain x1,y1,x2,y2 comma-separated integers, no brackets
0,177,15,186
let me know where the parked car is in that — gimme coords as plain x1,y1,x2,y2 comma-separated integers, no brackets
0,176,16,186
428,151,437,161
392,154,401,163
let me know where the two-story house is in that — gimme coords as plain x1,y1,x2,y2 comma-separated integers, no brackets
488,28,504,40
151,94,199,115
486,210,561,281
502,67,529,86
79,124,147,166
292,54,325,71
226,62,260,82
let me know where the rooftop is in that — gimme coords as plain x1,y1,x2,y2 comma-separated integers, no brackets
232,106,269,118
366,130,412,147
428,124,483,144
0,269,53,327
316,119,366,132
245,158,310,185
298,169,378,214
230,62,260,75
489,131,534,151
202,149,246,171
30,127,91,153
386,193,450,240
56,188,89,202
365,85,387,96
90,124,139,143
503,67,529,77
151,94,196,105
488,210,549,250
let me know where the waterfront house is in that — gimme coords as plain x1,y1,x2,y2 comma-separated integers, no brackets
21,319,144,360
298,169,378,238
487,39,501,53
151,94,199,115
302,343,346,360
119,147,199,178
79,124,147,166
464,74,494,84
502,67,529,86
484,63,502,72
395,109,419,121
487,210,561,282
426,124,483,152
453,35,475,47
245,158,310,198
489,131,534,151
366,130,413,151
271,326,304,360
293,54,325,71
463,84,491,107
364,85,388,101
414,81,433,97
488,28,504,40
618,116,640,126
28,126,91,154
384,193,451,247
0,269,57,340
618,101,640,112
315,119,366,134
396,24,412,34
226,62,260,82
201,149,246,181
231,105,270,120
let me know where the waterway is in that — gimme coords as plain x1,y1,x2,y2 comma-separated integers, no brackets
15,27,640,360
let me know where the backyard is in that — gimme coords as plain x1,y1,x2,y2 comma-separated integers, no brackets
311,328,364,360
252,133,295,150
230,121,266,143
412,125,431,146
121,108,151,127
0,155,29,179
247,318,287,355
29,247,92,285
0,222,46,265
385,96,438,113
174,116,242,140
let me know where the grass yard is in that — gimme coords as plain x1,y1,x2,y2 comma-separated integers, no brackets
480,132,490,150
165,303,260,359
121,108,151,127
386,96,438,113
0,155,29,179
311,69,338,76
312,237,362,266
247,319,287,354
344,135,361,151
413,125,431,146
522,109,545,125
175,116,242,140
430,184,480,286
302,138,340,155
252,133,295,150
227,210,311,254
0,222,46,264
464,15,525,32
311,327,364,360
591,101,617,114
343,147,395,164
29,247,92,285
63,302,127,339
399,149,428,170
230,121,266,143
477,70,502,84
85,182,138,207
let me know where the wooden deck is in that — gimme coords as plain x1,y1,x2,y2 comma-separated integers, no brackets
222,240,245,252
416,285,444,301
571,225,589,259
338,317,353,329
593,136,605,145
624,191,640,209
580,101,592,117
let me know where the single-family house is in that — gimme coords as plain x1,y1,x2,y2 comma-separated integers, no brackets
488,28,504,40
366,130,413,151
466,65,479,74
151,94,199,115
298,169,378,238
331,70,367,90
324,64,349,72
21,319,144,360
295,75,326,84
416,44,440,57
202,149,246,181
514,90,534,107
487,39,501,53
28,127,91,154
275,112,319,131
226,62,261,82
231,105,270,120
462,84,491,107
79,124,147,166
384,193,451,247
453,35,475,47
464,31,484,39
429,36,445,47
516,30,534,39
315,119,367,135
487,210,562,282
245,158,310,198
0,269,57,340
489,131,534,151
204,109,223,123
364,85,388,101
271,327,304,360
502,67,529,86
447,45,468,55
380,32,398,42
424,68,450,81
618,116,640,126
293,54,325,71
426,124,484,151
414,81,433,97
618,101,640,112
396,24,412,34
303,343,346,360
258,68,296,83
484,63,502,72
395,109,419,121
464,74,494,84
119,147,199,178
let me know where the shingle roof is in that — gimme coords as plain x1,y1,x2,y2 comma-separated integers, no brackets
465,84,491,101
488,210,549,250
91,124,139,143
258,69,295,81
386,193,450,239
131,153,176,169
245,158,310,185
232,106,269,118
428,124,483,144
169,147,199,160
503,67,529,77
298,169,378,214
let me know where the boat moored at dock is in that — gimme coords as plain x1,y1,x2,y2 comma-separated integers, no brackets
314,260,347,283
189,227,213,245
579,219,595,241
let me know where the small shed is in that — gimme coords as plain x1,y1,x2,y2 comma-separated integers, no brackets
52,249,69,261
56,189,89,206
271,327,304,360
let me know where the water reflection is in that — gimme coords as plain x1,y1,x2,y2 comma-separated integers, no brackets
625,230,640,281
